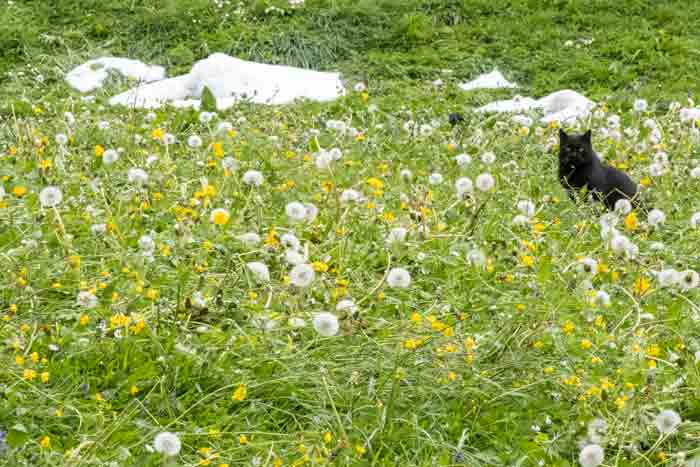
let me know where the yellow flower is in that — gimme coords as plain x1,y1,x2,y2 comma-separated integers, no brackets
562,321,575,335
639,176,651,187
624,212,637,231
212,141,224,158
323,431,332,444
366,177,384,191
13,185,27,197
40,436,50,449
41,372,49,384
634,277,651,296
232,384,247,401
23,368,37,381
581,339,593,350
355,444,366,456
521,255,535,268
145,288,159,301
239,434,249,445
95,145,104,157
312,261,329,272
210,208,230,226
15,355,25,366
130,385,140,396
151,128,164,141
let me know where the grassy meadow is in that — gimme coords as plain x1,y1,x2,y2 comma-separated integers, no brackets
2,1,700,466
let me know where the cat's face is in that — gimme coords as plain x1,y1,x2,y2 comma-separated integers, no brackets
559,129,594,166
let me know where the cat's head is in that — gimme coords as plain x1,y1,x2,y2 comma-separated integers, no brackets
559,129,594,166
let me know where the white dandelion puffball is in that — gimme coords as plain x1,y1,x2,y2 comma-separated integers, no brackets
284,249,307,266
512,214,529,226
77,291,97,309
217,121,233,133
648,163,666,177
587,418,608,444
286,202,307,222
221,157,238,171
679,270,700,291
633,98,648,112
199,111,215,124
579,444,604,467
187,134,203,148
466,249,487,267
648,209,666,227
304,203,318,223
289,317,306,328
242,170,264,186
128,168,149,185
103,149,119,165
428,173,444,185
657,269,680,288
481,151,496,165
400,169,413,181
315,151,333,170
55,133,68,145
39,186,63,208
237,232,261,247
313,312,340,337
336,299,358,315
454,153,471,166
610,234,631,255
614,198,632,215
246,262,270,282
577,257,598,276
387,227,408,244
655,409,681,434
592,290,611,307
354,82,366,92
691,167,700,179
475,173,495,192
517,200,535,218
340,189,362,203
690,212,700,229
154,432,181,456
138,234,155,253
280,233,301,250
387,267,411,289
290,263,315,287
329,147,342,160
455,177,474,199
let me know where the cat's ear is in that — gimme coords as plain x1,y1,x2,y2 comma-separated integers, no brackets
583,129,592,141
559,128,568,140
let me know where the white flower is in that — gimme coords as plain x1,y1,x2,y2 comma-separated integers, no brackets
579,444,604,467
481,151,496,164
199,111,215,124
246,262,270,282
191,291,207,309
238,232,260,247
607,115,620,128
466,249,487,267
64,112,76,125
103,149,119,165
419,124,433,137
643,118,657,129
614,199,632,215
39,186,63,208
649,163,666,177
475,173,495,192
163,133,176,145
336,299,358,315
290,263,315,287
279,233,300,251
289,317,306,328
286,202,307,222
400,169,413,181
354,82,366,92
329,147,342,160
154,432,181,456
648,209,666,227
658,269,680,288
428,173,444,185
679,270,700,291
315,150,333,170
512,215,529,226
304,203,318,223
633,98,648,112
591,290,611,307
340,189,362,203
187,135,203,148
242,170,263,186
455,177,473,199
127,168,149,185
511,115,533,127
77,291,97,309
454,153,471,166
517,200,536,218
610,234,631,255
138,235,155,253
55,133,68,145
313,312,340,337
284,249,307,266
387,227,408,244
217,121,233,133
655,409,681,434
91,223,107,235
145,112,157,122
577,257,598,276
97,121,110,130
221,157,238,171
690,212,700,229
387,267,411,289
691,167,700,179
587,418,608,444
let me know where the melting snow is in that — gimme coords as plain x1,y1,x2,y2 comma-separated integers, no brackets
477,90,595,124
66,57,165,93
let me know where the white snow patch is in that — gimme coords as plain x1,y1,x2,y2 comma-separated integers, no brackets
459,69,517,91
109,53,345,109
66,57,165,93
477,90,595,124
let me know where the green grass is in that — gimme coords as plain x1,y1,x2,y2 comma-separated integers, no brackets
2,1,700,466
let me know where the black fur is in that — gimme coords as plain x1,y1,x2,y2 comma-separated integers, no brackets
558,129,637,210
449,112,464,126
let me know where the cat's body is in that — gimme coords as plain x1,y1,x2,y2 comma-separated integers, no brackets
558,129,637,210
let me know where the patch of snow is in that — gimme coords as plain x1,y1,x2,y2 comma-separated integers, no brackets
459,69,517,92
66,57,165,93
109,53,345,109
477,89,595,124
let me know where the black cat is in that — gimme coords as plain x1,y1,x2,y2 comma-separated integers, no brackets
558,129,637,210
